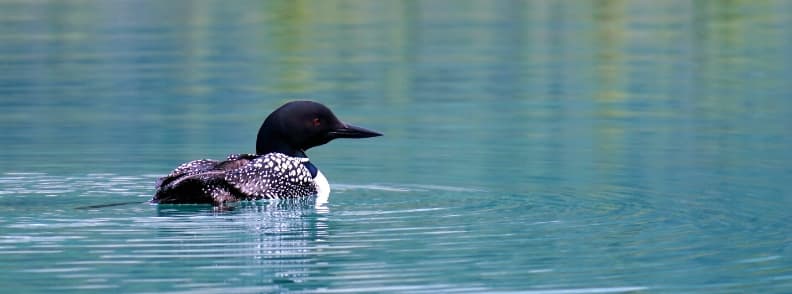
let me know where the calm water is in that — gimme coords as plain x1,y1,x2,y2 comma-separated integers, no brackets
2,1,792,293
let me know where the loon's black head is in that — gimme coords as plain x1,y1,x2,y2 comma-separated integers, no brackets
255,100,382,156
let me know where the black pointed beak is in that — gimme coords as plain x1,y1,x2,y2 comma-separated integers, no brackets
328,122,382,139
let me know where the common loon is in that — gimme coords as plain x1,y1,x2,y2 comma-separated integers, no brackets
152,100,382,206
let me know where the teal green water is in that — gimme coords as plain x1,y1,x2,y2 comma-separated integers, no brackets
2,1,792,293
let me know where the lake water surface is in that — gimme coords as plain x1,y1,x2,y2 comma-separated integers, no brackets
1,1,791,293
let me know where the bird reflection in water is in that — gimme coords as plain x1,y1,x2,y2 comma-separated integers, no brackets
153,197,330,290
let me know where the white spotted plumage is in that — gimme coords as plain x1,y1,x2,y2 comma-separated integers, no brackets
154,153,320,205
224,153,317,200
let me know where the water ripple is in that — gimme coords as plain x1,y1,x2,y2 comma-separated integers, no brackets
0,172,789,292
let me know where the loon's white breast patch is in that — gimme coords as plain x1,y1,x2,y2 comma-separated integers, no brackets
314,169,330,205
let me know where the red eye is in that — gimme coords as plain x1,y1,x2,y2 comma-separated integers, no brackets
312,118,321,127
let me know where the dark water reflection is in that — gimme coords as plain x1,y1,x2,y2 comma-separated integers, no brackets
2,0,792,293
